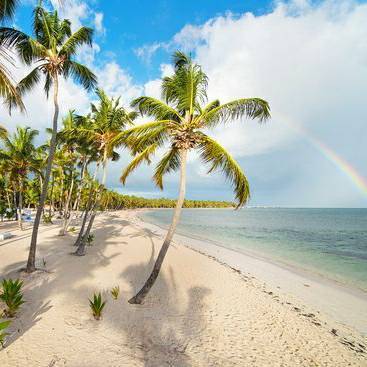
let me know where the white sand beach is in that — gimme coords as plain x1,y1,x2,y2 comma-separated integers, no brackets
0,210,366,366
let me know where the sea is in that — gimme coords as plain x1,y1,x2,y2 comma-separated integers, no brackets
140,208,367,292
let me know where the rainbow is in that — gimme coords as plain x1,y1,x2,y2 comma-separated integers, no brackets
286,121,367,197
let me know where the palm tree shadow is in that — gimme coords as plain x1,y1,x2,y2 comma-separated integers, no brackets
115,234,211,366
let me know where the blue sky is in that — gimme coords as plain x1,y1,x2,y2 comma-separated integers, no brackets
17,0,273,82
3,0,367,207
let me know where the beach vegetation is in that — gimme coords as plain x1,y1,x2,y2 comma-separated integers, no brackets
0,3,97,272
0,127,41,230
86,234,95,246
89,292,106,320
0,279,25,317
0,319,11,348
111,286,120,300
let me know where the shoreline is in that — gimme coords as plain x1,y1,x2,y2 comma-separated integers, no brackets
131,209,367,335
1,210,366,366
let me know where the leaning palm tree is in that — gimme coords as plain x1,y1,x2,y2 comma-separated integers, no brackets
0,126,41,230
0,5,97,272
67,89,137,255
118,51,270,304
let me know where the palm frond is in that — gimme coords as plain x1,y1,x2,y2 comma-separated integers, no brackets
63,60,97,91
0,0,19,22
0,63,24,112
120,144,158,185
112,120,171,149
60,27,93,56
0,27,28,49
201,98,270,128
161,59,208,115
153,147,180,189
197,134,250,208
131,96,183,123
17,67,41,95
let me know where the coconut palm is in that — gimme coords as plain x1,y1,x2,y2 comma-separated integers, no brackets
0,5,97,271
0,127,41,230
64,89,137,255
118,51,270,304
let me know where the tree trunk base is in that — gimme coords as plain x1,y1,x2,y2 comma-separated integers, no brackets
73,248,86,256
128,295,143,304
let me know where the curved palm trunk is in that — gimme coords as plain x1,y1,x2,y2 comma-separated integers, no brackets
48,173,55,217
74,155,107,256
129,149,187,304
73,159,87,214
73,189,94,254
59,172,75,236
26,75,59,273
73,163,99,251
17,180,23,231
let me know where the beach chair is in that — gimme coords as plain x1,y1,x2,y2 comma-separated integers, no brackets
0,232,13,241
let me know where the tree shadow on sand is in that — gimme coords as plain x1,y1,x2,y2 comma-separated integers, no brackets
1,213,212,366
104,228,212,367
0,214,128,348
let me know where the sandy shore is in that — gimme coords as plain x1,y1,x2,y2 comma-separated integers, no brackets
0,210,366,366
135,210,367,335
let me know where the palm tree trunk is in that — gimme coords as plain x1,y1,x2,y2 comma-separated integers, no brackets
73,159,87,213
59,172,75,236
26,75,59,273
17,179,23,231
73,187,95,254
75,153,107,255
73,163,99,251
49,173,55,217
128,149,188,304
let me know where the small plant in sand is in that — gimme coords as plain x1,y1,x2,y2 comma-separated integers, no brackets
0,320,11,348
42,214,53,224
86,233,95,246
89,292,106,320
111,286,120,300
68,226,76,233
0,279,25,317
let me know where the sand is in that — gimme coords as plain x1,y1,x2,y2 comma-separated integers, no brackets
0,210,366,366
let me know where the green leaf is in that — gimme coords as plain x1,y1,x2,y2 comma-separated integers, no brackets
197,134,250,208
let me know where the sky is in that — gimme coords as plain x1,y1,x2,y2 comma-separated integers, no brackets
1,0,367,207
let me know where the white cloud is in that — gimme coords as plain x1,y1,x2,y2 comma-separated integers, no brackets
165,0,367,205
95,62,143,105
134,42,165,64
94,12,105,35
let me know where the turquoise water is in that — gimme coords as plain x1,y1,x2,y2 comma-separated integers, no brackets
141,208,367,291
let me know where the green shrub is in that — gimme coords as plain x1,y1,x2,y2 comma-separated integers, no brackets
86,234,95,246
4,209,15,220
0,204,6,221
89,292,106,320
42,214,53,224
0,279,25,317
111,286,120,300
0,320,11,348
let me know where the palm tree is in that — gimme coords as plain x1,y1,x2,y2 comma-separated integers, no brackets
0,0,19,22
118,51,270,304
66,89,137,255
0,5,97,271
0,126,41,230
